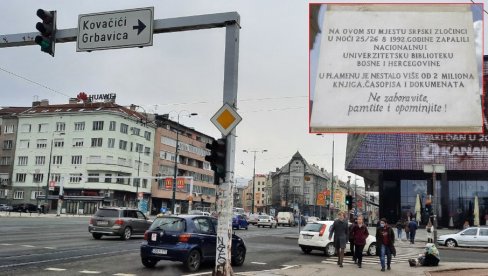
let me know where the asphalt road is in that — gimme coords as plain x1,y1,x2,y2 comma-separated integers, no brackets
0,217,487,276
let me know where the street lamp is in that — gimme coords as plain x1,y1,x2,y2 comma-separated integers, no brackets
164,110,197,214
317,134,334,219
45,132,65,208
243,149,267,214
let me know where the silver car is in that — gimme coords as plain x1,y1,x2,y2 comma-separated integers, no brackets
437,226,488,248
88,207,152,240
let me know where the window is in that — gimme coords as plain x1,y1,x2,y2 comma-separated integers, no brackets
193,218,215,234
135,143,143,153
36,139,48,149
19,140,30,149
56,122,65,132
462,228,478,236
132,127,140,136
120,123,128,134
91,138,103,147
74,122,85,131
105,174,112,183
38,123,48,133
109,121,116,131
144,147,150,155
144,131,151,141
20,124,31,133
93,121,104,131
69,174,82,183
4,125,14,133
119,140,127,150
33,173,44,183
108,138,115,148
35,156,46,165
71,155,82,165
14,190,24,200
16,173,26,182
142,179,148,188
31,191,44,200
0,157,11,165
52,155,63,165
480,229,488,236
3,140,13,149
88,173,99,183
18,156,28,166
73,138,84,147
51,173,61,182
54,139,64,148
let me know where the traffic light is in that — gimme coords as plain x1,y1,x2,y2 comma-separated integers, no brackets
345,195,353,209
35,9,57,56
205,138,227,185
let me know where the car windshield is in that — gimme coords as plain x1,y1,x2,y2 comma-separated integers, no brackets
258,215,268,219
150,217,186,232
94,209,118,217
302,223,323,232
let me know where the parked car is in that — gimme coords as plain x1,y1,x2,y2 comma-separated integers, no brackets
277,212,296,227
257,215,277,228
232,214,249,230
11,203,38,212
247,213,260,225
140,215,246,272
0,204,12,211
88,207,152,240
307,216,320,223
437,226,488,248
298,221,376,256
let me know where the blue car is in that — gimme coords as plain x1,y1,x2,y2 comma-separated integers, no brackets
232,215,249,230
140,215,246,272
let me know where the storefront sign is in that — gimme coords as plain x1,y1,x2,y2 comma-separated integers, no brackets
176,178,185,189
165,178,172,189
310,4,481,133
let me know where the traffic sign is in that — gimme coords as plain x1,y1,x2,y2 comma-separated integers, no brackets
77,7,154,52
210,103,242,136
49,180,56,191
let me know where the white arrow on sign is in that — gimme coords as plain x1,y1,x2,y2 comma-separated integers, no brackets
77,7,154,52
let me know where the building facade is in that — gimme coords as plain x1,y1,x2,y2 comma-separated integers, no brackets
242,174,267,213
150,116,216,214
270,152,329,217
10,100,155,214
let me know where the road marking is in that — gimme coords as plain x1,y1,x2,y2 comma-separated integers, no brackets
182,272,211,276
0,243,13,246
44,247,56,249
281,265,299,269
21,245,35,248
80,270,101,274
113,274,137,276
45,268,67,271
250,261,267,265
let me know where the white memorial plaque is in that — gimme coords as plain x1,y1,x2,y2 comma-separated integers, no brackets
310,4,482,133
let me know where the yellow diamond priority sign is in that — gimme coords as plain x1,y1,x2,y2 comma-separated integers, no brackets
211,103,242,136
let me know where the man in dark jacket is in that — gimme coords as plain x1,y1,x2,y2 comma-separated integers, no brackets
349,218,357,263
408,219,418,244
376,218,395,272
329,211,349,267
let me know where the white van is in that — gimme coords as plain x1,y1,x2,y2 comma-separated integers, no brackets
277,212,296,227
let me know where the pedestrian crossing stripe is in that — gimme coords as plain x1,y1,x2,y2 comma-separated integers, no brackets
321,255,415,265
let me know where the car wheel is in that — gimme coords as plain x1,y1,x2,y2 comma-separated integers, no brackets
92,233,102,240
185,249,202,272
121,227,132,240
301,246,312,254
141,257,158,268
446,239,457,247
325,243,336,257
367,242,376,256
232,246,246,266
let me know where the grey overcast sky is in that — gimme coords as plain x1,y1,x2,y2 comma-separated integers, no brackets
0,0,486,187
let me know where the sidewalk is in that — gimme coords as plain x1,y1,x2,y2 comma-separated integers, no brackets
239,262,488,276
0,210,91,218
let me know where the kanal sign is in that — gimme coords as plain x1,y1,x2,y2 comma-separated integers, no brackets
77,7,154,52
210,103,242,136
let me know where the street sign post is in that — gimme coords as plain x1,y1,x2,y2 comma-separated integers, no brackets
77,7,154,52
49,180,55,191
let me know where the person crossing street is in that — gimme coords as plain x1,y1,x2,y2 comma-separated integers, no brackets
351,215,369,268
328,211,349,268
376,218,396,272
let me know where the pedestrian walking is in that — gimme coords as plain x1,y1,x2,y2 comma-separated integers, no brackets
328,211,349,268
408,219,418,244
404,221,410,241
395,220,404,241
376,218,395,272
349,218,357,263
426,219,434,243
352,215,369,268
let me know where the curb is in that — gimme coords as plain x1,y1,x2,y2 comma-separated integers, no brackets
425,267,488,276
